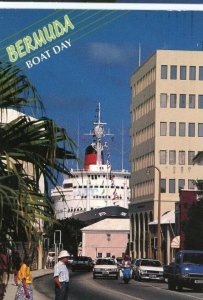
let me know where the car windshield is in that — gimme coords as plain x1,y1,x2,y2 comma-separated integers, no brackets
141,260,162,267
96,259,116,265
74,257,89,262
183,253,203,264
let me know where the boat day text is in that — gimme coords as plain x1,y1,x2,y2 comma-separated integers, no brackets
6,14,75,68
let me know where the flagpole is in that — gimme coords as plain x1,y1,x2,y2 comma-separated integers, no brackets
77,118,79,170
121,120,124,170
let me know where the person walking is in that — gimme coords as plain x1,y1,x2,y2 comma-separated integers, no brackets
15,256,33,300
54,250,69,300
11,250,21,286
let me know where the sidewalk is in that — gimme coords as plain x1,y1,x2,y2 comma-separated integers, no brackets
4,269,53,300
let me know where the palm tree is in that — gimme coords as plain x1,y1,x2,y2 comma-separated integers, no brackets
0,61,77,247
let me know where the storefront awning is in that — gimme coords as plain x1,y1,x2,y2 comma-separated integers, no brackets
171,236,180,248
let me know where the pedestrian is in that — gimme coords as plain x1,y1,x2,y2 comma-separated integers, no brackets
15,255,33,300
54,250,69,300
11,250,21,286
0,244,9,299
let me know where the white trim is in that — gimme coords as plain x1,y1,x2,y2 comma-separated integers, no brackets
0,3,203,11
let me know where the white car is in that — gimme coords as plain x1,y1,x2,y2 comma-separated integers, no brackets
133,258,164,281
93,258,119,279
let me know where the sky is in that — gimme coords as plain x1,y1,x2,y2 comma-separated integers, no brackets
0,4,203,171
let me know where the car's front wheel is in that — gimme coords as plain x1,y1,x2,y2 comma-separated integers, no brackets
168,278,176,290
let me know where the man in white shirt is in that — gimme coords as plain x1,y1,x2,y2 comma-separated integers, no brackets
54,250,69,300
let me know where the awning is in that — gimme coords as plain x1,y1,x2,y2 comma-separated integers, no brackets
171,236,180,248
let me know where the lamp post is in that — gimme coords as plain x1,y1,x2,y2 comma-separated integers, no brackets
147,166,161,261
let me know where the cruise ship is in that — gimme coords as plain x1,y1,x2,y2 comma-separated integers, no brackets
51,103,130,219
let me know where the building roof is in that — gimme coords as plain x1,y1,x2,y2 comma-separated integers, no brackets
81,218,130,232
73,206,128,225
149,210,175,225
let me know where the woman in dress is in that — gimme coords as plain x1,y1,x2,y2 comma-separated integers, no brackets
15,256,33,300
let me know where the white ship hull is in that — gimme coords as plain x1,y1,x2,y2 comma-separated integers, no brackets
52,164,130,219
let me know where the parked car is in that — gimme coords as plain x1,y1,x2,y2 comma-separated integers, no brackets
116,257,123,269
93,258,119,279
71,256,93,272
133,258,164,281
164,250,203,291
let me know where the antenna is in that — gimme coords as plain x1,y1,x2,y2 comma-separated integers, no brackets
77,118,79,170
138,43,141,67
121,120,124,170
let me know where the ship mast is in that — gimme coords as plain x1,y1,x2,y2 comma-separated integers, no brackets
85,103,113,166
93,103,106,165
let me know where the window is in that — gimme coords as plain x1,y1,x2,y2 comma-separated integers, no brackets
198,123,203,137
179,151,185,165
170,65,177,79
160,93,167,108
198,95,203,108
169,179,175,193
188,179,195,189
161,65,167,79
178,179,185,190
199,66,203,80
169,150,176,165
179,94,186,108
179,122,185,137
189,94,195,108
188,151,195,165
97,253,102,258
160,122,167,136
170,94,176,108
180,66,186,80
161,179,166,193
189,66,196,80
188,123,195,137
160,150,167,164
169,122,176,136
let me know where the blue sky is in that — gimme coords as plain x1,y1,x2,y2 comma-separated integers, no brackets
0,6,203,171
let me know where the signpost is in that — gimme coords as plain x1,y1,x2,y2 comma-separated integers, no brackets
54,230,62,262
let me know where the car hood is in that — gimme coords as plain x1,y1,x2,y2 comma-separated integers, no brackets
94,265,117,269
139,266,163,272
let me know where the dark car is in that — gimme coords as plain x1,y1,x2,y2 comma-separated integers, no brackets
71,256,93,272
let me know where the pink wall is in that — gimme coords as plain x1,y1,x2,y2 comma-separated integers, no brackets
82,231,129,259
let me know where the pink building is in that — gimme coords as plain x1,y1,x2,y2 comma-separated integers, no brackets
81,218,130,259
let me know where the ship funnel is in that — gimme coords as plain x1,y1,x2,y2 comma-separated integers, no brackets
83,144,104,171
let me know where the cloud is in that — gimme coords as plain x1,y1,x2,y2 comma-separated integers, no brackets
87,42,134,66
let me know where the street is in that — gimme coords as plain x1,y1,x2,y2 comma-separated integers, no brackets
34,271,203,300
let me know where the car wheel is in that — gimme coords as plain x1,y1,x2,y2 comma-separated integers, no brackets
132,271,135,280
177,283,183,292
168,279,176,290
137,273,142,281
93,274,96,279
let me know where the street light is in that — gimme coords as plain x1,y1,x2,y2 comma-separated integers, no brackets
146,165,161,261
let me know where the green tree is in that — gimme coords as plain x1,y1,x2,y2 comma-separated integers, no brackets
52,218,85,256
182,199,203,250
0,61,77,245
